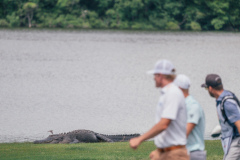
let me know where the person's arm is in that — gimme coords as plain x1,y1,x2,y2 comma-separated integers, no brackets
224,101,240,130
186,103,200,137
234,120,240,134
186,123,196,137
129,118,171,150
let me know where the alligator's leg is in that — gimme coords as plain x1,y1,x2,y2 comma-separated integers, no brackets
70,139,80,144
60,136,72,144
50,140,59,144
120,136,125,142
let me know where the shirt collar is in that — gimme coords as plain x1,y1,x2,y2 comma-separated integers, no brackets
216,90,232,103
160,83,173,94
185,95,191,101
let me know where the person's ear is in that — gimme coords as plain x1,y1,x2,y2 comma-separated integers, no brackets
208,86,213,92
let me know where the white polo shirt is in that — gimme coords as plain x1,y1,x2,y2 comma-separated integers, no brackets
154,83,187,148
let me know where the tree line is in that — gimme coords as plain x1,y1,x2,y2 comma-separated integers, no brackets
0,0,239,31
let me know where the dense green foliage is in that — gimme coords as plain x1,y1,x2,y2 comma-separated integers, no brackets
0,140,223,160
0,0,239,31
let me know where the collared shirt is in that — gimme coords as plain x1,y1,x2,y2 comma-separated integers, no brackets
185,95,205,152
154,83,187,148
216,90,240,138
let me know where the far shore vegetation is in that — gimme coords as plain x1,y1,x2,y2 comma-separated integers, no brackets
0,140,223,160
0,0,240,31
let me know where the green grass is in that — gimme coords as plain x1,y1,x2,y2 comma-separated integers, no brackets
205,140,223,160
0,140,223,160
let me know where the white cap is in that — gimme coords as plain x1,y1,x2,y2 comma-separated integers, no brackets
147,59,175,75
174,74,191,89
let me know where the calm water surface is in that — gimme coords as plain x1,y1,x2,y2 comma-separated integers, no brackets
0,29,240,142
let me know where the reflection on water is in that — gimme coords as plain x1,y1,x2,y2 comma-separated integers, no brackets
0,29,240,142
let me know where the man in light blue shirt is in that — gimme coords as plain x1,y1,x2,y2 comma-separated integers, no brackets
201,74,240,160
175,74,206,160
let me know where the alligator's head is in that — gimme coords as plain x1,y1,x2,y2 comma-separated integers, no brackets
33,134,64,144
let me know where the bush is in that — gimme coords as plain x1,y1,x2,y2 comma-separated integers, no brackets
106,9,116,19
142,24,155,30
190,21,201,31
196,11,206,20
36,12,57,28
67,19,84,28
89,19,105,28
131,22,155,30
86,11,98,20
0,19,10,27
211,17,228,30
165,22,180,30
53,15,67,27
118,21,129,29
149,15,168,29
82,21,91,29
131,22,142,29
63,14,84,28
6,13,20,27
109,21,118,28
105,9,118,28
43,17,57,28
85,11,105,28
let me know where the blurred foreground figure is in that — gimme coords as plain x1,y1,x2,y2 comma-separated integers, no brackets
129,60,189,160
174,74,206,160
201,74,240,160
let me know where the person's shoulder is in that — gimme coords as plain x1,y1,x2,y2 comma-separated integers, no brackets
220,90,237,101
169,83,182,94
186,95,198,104
224,99,239,110
223,90,234,96
186,96,202,109
168,84,185,100
222,90,239,106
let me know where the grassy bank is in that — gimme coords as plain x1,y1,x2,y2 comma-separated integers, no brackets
0,140,223,160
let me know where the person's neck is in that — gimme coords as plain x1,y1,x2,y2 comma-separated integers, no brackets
180,89,189,98
215,90,224,99
183,92,189,98
161,80,172,88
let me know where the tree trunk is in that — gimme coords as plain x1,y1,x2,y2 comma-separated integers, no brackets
27,14,32,28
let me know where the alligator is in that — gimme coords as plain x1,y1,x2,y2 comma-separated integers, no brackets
33,129,140,144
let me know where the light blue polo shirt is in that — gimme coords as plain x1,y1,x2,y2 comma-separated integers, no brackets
186,95,205,152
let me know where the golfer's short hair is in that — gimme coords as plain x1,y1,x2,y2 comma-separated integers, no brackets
164,74,176,81
212,84,223,91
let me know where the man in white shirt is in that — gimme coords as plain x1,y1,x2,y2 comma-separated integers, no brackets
129,60,189,160
174,74,206,160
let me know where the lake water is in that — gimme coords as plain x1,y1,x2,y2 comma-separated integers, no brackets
0,29,240,143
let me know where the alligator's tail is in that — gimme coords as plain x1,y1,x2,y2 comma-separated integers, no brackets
104,134,140,142
96,134,114,142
